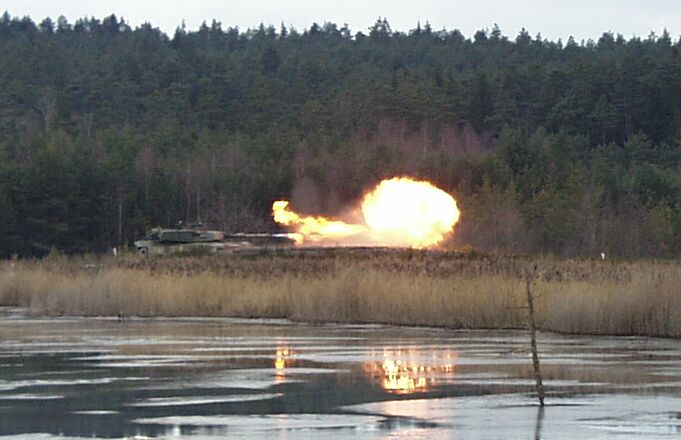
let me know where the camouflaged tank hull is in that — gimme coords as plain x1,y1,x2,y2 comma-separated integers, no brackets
134,228,295,256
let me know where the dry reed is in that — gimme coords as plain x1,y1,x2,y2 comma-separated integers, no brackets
1,251,680,338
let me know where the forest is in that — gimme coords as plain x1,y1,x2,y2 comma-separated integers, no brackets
0,13,680,258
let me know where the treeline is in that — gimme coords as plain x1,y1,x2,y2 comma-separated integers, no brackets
1,13,680,257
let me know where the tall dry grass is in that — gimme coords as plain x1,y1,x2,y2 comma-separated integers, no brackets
1,251,680,338
534,261,681,336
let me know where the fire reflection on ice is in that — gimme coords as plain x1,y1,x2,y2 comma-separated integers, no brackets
274,348,292,384
275,348,290,370
363,349,457,394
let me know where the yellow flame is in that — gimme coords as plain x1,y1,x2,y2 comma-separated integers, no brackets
272,201,365,243
362,177,460,248
272,177,460,248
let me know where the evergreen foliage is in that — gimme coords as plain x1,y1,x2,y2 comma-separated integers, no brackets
1,13,681,257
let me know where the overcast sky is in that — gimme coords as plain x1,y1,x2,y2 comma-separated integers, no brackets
4,0,681,42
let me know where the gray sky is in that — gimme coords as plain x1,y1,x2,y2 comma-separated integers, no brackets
4,0,681,42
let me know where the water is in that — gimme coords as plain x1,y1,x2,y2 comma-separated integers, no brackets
1,307,681,439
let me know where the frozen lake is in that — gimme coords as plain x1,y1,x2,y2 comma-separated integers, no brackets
1,307,681,439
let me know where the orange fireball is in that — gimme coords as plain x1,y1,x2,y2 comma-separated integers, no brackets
361,177,460,248
272,177,460,248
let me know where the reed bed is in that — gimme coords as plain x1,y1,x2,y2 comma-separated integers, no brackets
1,250,680,338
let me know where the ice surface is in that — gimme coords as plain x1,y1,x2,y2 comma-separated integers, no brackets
2,307,681,439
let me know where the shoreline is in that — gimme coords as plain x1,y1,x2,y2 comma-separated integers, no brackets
4,306,680,344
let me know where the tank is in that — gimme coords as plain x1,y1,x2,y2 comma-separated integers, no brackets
134,223,295,256
134,223,227,256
